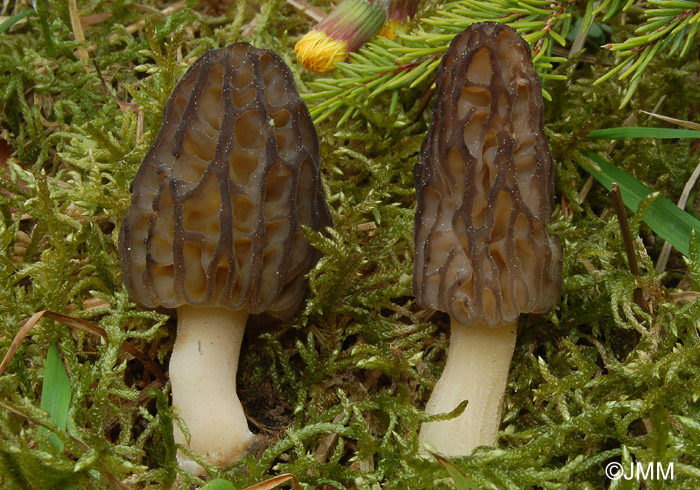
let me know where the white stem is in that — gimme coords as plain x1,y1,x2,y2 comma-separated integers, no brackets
418,319,517,456
170,305,254,473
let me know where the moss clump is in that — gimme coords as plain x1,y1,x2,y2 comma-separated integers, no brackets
2,1,700,489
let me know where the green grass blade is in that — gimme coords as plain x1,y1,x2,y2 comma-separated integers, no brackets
201,480,236,490
432,452,483,490
577,150,700,258
589,127,700,139
0,9,35,35
39,343,71,451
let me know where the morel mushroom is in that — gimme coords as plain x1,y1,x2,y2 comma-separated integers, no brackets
119,43,332,472
413,23,562,456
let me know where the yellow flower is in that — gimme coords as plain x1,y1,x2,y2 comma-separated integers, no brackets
381,0,420,40
294,29,348,73
379,19,403,40
294,0,389,73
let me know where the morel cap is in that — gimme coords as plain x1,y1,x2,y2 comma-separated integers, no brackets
119,42,332,319
413,22,562,328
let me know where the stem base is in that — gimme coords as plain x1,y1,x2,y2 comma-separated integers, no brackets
170,305,254,473
419,320,517,456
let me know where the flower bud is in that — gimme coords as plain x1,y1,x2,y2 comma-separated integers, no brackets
295,0,390,73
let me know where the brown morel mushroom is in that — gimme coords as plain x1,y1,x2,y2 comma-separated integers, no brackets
119,43,331,472
413,23,562,456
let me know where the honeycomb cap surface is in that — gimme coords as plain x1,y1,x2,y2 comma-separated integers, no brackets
413,23,562,327
119,43,332,318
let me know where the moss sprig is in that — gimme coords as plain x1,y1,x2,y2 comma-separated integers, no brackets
2,0,700,488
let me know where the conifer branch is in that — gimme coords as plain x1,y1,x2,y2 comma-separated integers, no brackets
595,0,700,107
304,0,577,123
303,0,700,123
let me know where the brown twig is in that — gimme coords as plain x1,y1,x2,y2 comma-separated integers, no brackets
0,310,166,381
242,473,303,490
67,0,89,65
412,85,435,122
655,158,700,273
611,183,645,310
642,109,700,130
286,0,324,22
92,56,144,142
103,378,164,436
611,183,639,276
92,57,138,113
107,0,186,40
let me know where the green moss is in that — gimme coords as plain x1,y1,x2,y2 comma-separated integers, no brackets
1,1,700,489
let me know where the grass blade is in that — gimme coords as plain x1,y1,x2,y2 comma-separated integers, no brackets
39,343,71,451
0,9,35,34
577,150,700,258
589,127,700,139
201,474,303,490
431,452,483,490
201,480,236,490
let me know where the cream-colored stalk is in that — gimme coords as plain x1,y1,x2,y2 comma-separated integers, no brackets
418,320,517,456
169,305,254,474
